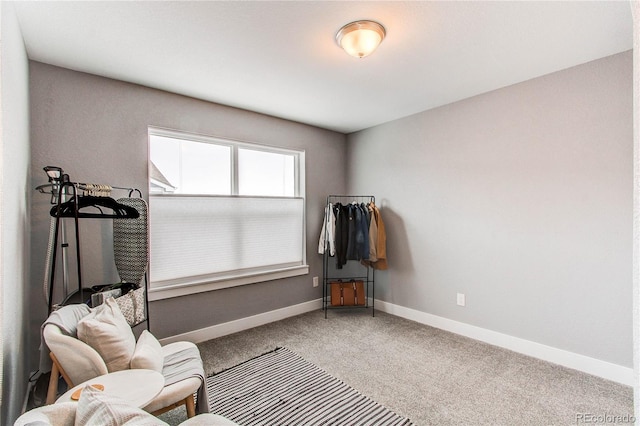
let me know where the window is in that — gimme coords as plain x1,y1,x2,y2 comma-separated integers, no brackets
148,127,307,299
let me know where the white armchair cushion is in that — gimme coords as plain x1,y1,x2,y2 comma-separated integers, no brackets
130,330,163,372
74,385,169,426
142,341,202,414
77,298,136,372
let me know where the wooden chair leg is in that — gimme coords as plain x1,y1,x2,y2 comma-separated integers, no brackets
46,361,60,405
50,352,74,388
150,395,194,417
46,352,75,405
185,394,196,418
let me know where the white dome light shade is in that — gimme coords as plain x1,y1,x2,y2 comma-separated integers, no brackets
336,20,386,59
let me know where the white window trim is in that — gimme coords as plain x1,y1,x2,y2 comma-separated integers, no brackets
148,126,307,300
148,264,309,301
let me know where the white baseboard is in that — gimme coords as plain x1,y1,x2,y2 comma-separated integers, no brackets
159,298,323,345
374,300,634,386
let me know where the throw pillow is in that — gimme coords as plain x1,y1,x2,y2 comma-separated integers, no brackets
130,330,163,372
77,298,136,372
74,384,168,426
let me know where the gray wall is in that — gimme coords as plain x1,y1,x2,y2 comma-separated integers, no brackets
347,51,633,367
1,2,31,424
29,62,346,349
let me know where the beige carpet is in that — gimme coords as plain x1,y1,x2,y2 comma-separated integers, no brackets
160,309,633,425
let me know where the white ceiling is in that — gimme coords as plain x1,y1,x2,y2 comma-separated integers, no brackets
13,1,633,134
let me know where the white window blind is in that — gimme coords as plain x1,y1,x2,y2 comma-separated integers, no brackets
150,195,304,288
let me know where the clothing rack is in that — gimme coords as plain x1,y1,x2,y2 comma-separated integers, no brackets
321,195,376,318
36,167,149,329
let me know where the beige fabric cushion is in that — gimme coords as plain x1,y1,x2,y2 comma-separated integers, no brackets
74,384,168,426
77,298,136,372
14,402,77,426
130,330,163,372
142,376,201,414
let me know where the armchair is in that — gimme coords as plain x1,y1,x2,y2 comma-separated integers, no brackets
43,301,205,418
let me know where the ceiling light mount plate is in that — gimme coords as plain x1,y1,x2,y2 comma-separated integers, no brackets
336,20,386,59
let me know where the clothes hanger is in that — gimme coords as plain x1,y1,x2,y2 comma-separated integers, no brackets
128,188,143,198
51,195,140,219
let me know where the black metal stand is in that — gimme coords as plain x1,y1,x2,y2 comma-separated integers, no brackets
47,176,83,315
322,195,376,318
38,167,148,328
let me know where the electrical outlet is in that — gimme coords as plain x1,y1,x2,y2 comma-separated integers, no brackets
457,293,465,307
313,276,319,287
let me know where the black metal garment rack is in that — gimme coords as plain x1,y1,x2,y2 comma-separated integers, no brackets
37,167,150,329
322,195,375,318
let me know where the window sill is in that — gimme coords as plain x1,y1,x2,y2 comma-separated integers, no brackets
147,265,310,301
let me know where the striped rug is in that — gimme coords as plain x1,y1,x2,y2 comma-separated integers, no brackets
206,347,414,426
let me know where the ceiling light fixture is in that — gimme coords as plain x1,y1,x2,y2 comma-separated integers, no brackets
336,20,386,59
